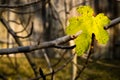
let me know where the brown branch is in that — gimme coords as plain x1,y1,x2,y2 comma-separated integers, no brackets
51,50,67,67
39,68,46,80
75,33,95,80
104,17,120,30
29,54,75,80
8,8,41,14
0,0,41,8
15,22,34,38
0,15,38,77
54,45,76,49
15,15,32,33
51,70,54,80
0,16,33,39
0,31,82,55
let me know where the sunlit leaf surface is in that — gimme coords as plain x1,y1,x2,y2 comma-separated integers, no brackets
66,6,110,55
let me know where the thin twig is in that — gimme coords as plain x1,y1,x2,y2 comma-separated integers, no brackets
54,45,76,49
51,50,68,67
51,70,55,80
0,15,38,77
1,17,33,38
15,22,34,38
8,8,41,14
39,68,46,80
42,49,53,73
75,33,95,80
29,54,75,80
0,0,41,8
15,15,32,33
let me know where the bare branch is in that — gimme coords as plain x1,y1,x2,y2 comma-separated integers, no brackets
0,15,38,77
0,0,41,8
104,17,120,30
0,16,33,39
39,68,46,80
75,33,95,80
15,15,32,33
0,31,82,55
8,8,41,14
15,22,34,38
29,54,75,80
42,49,53,73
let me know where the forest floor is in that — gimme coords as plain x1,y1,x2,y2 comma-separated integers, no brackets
0,56,120,80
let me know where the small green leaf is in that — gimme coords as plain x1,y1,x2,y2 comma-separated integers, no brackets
66,6,110,56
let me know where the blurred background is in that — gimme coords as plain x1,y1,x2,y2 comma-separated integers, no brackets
0,0,120,80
